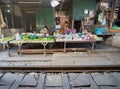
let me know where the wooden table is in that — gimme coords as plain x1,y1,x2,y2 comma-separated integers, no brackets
0,38,15,56
97,33,115,41
55,39,102,52
10,40,54,56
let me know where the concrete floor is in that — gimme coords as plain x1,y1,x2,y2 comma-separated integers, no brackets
0,44,120,67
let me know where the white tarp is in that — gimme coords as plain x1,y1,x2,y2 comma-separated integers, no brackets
106,33,120,48
112,33,120,48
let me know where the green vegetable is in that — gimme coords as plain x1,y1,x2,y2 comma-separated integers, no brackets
1,36,14,41
28,35,38,39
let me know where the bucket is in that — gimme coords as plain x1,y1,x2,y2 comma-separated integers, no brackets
94,28,104,34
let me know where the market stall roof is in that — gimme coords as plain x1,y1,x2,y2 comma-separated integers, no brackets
0,0,72,13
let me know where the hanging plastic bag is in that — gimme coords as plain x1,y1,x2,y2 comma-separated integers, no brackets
112,22,118,30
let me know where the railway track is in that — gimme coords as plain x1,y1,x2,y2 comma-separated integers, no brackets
0,63,120,89
0,71,120,89
0,65,120,73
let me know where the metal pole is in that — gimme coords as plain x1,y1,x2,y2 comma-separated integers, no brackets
11,5,14,28
7,41,11,57
53,7,56,31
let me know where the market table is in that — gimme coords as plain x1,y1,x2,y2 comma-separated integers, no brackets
10,38,55,56
0,37,15,56
55,39,102,52
97,33,115,41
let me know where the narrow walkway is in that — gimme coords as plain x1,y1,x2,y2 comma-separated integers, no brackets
0,50,120,67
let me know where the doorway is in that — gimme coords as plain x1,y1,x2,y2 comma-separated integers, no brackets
74,20,82,33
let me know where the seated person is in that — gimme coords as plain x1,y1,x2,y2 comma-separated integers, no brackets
55,20,61,33
64,24,75,35
69,25,76,34
64,21,69,34
40,25,49,35
49,26,55,35
54,30,60,37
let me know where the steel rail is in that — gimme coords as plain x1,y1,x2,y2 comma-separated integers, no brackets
0,65,120,73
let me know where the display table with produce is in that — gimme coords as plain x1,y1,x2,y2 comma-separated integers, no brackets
11,36,54,56
0,36,15,56
1,33,54,56
55,33,103,52
97,33,115,41
56,39,102,53
1,32,103,56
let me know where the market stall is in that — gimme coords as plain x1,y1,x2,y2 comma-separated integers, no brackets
0,33,55,56
10,39,54,56
55,31,103,52
0,30,103,56
0,36,14,56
